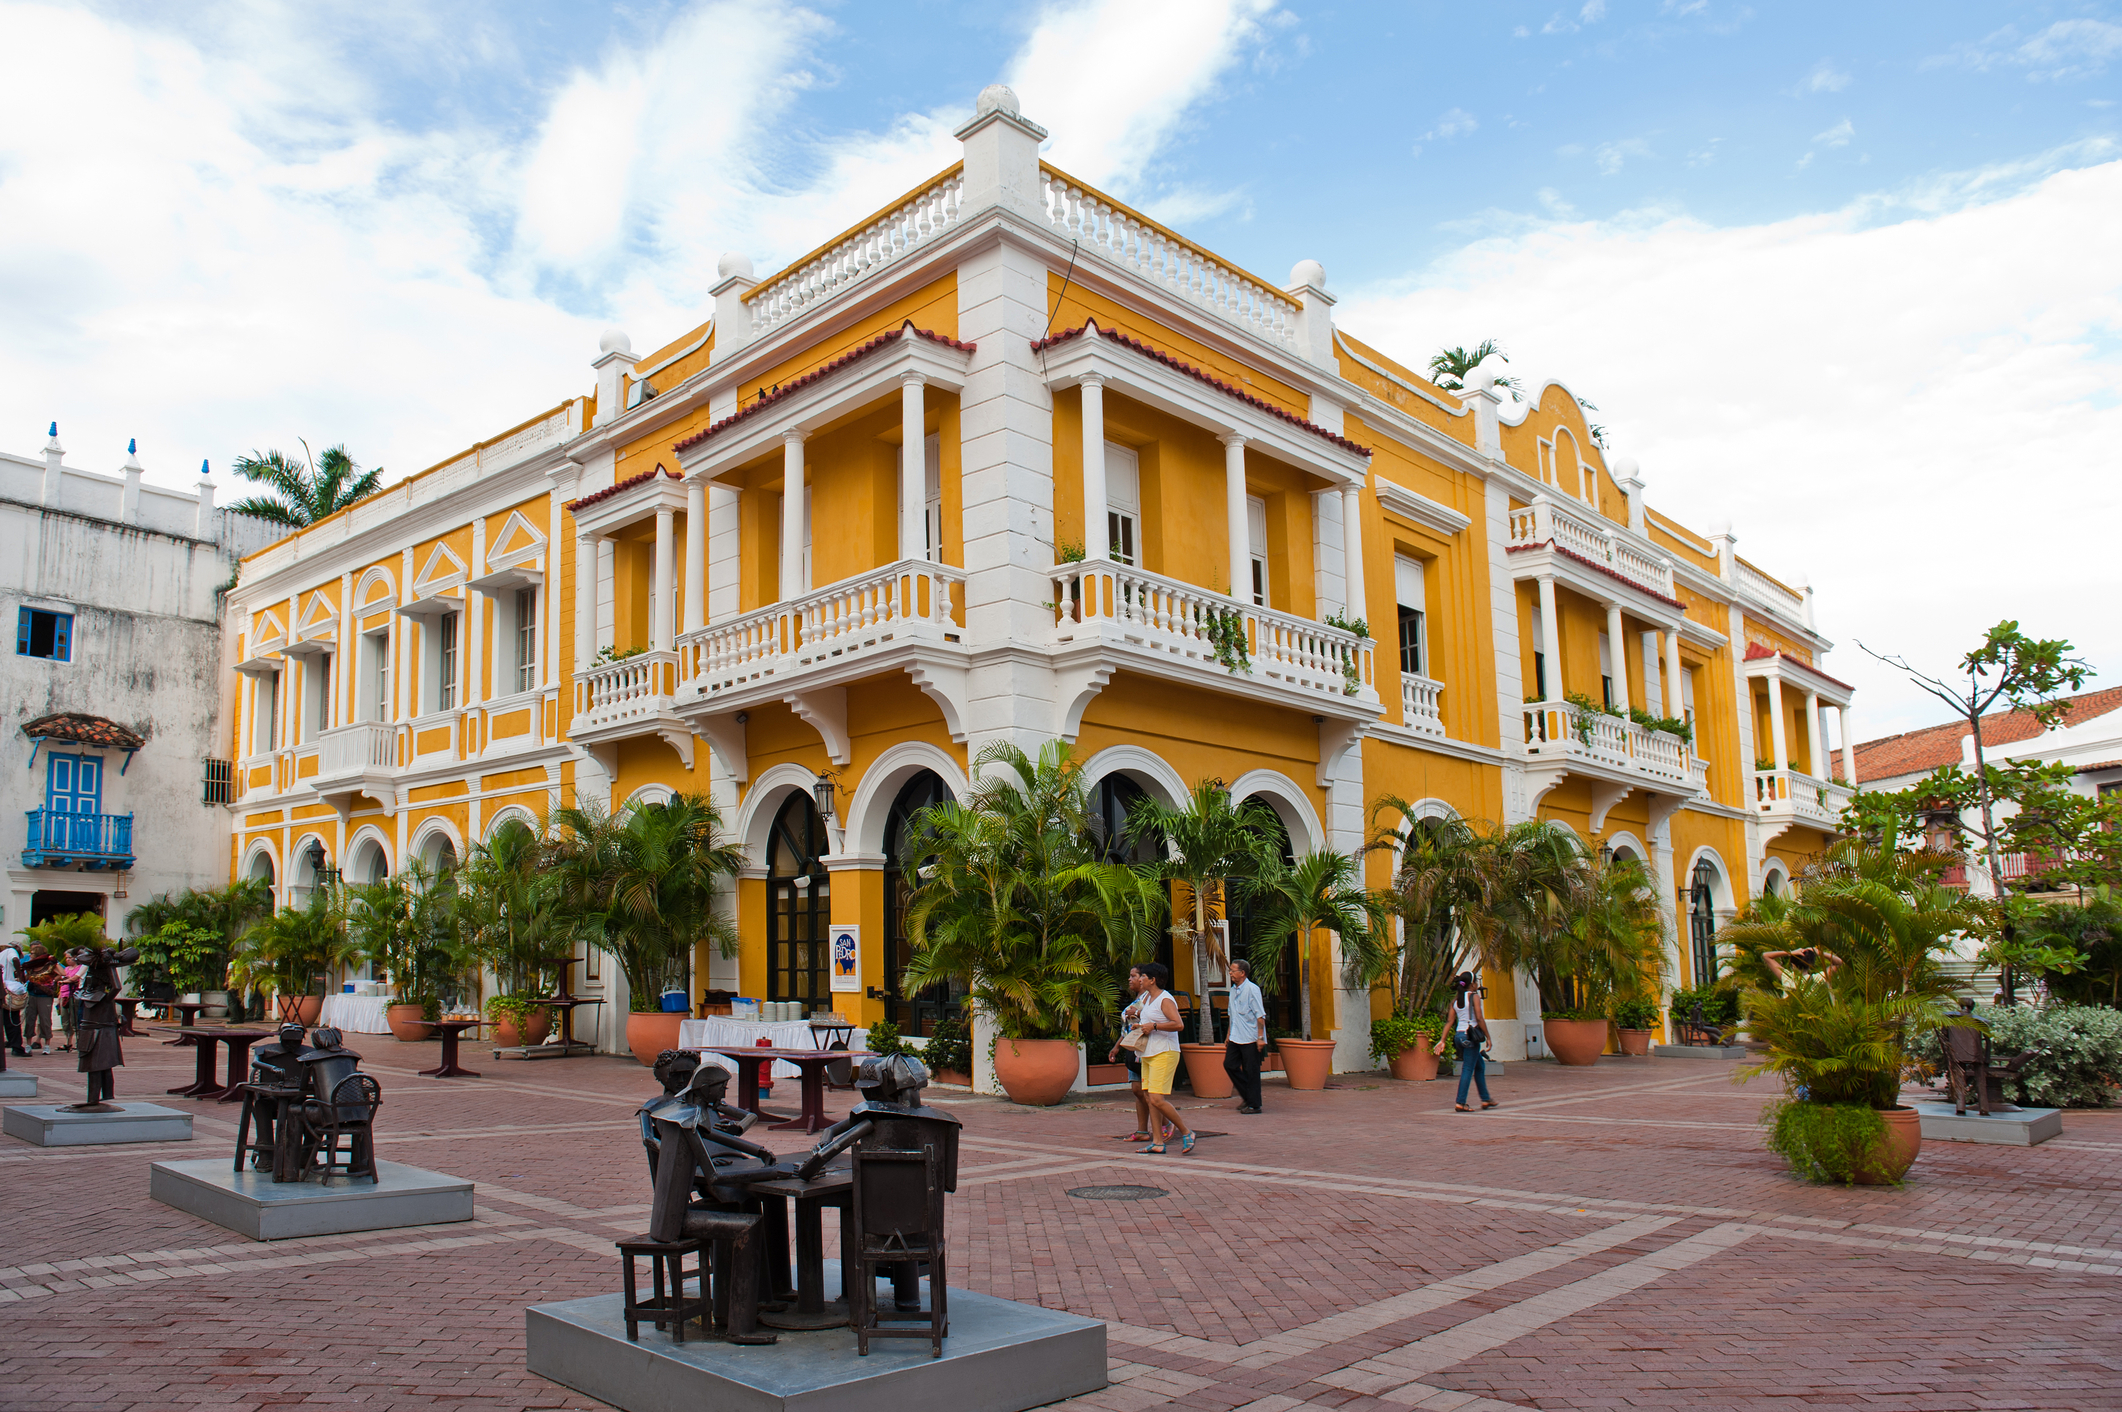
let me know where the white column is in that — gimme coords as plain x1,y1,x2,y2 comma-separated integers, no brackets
653,505,676,652
1664,629,1685,720
1838,706,1857,785
900,373,928,562
1805,690,1826,778
1224,434,1250,601
683,477,706,634
1605,603,1629,710
1536,574,1561,701
467,520,486,710
336,570,352,728
1341,482,1367,622
780,433,807,602
1766,672,1788,772
1080,377,1109,561
575,531,600,672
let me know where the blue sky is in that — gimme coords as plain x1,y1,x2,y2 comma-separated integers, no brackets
4,1,2119,732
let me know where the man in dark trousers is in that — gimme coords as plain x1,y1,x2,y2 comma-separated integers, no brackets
1223,957,1267,1114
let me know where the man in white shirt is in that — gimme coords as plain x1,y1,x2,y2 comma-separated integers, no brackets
0,938,28,1059
1223,958,1268,1114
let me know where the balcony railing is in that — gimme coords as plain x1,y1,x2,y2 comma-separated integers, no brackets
746,171,965,338
1942,853,2065,888
1507,495,1675,600
23,810,134,870
684,560,964,697
1053,560,1375,704
1736,558,1807,621
1400,673,1446,736
1751,767,1853,831
1523,701,1696,788
575,650,682,732
317,720,398,775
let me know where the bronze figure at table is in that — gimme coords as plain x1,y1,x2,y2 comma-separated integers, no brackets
62,945,140,1112
232,1024,382,1185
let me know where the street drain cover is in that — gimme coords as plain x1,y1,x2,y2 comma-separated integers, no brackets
1068,1185,1168,1201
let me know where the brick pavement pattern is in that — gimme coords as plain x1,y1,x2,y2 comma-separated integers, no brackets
1,1039,2118,1411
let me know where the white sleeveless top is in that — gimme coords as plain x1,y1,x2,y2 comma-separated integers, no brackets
1453,993,1477,1033
1137,988,1180,1056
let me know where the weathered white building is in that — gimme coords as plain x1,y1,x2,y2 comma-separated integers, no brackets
3,426,281,936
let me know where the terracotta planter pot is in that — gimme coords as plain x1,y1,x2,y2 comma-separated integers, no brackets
1277,1038,1338,1090
493,1010,553,1048
385,1003,435,1042
1617,1028,1653,1057
276,994,324,1026
1085,1063,1131,1087
1389,1045,1440,1082
1261,1053,1284,1073
933,1068,972,1088
627,1011,687,1068
1852,1106,1923,1185
1542,1018,1609,1066
1180,1042,1234,1098
992,1038,1081,1106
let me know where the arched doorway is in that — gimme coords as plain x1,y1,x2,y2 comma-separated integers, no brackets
1227,806,1301,1038
1689,859,1720,987
884,771,957,1034
1088,774,1176,1042
767,792,831,1012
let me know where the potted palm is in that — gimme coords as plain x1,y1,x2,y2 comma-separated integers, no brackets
228,888,358,1026
1611,997,1660,1055
1349,802,1500,1075
550,793,743,1065
904,741,1162,1105
459,818,585,1047
1243,846,1384,1089
345,859,458,1040
1371,1012,1445,1080
1122,779,1275,1098
1504,838,1666,1066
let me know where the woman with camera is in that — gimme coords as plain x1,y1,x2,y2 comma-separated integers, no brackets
1432,971,1497,1113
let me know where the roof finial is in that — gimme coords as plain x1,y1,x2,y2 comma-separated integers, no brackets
200,458,211,476
48,421,57,437
128,437,137,455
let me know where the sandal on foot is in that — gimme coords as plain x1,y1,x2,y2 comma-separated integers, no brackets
1112,1131,1153,1141
1455,1104,1472,1112
1179,1133,1196,1155
1481,1101,1498,1109
1137,1143,1167,1155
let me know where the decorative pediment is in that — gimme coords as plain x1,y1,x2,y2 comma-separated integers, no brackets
296,589,338,640
355,565,398,610
486,510,547,573
413,542,468,598
250,609,286,651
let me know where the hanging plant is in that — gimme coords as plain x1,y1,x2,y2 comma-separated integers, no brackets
1342,650,1362,696
1205,608,1252,675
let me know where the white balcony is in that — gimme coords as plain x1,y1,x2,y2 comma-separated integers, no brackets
1400,673,1446,736
1506,494,1677,607
309,721,400,818
1521,700,1706,827
1752,767,1853,839
683,560,964,698
1051,560,1379,717
576,650,683,733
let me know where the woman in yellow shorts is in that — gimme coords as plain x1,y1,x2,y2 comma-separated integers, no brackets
1132,962,1194,1155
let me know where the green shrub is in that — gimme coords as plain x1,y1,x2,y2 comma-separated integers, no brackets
923,1015,972,1075
1909,1004,2122,1109
1669,985,1740,1028
1763,1100,1896,1186
1370,1013,1441,1064
485,993,536,1022
1610,997,1661,1030
866,1018,909,1059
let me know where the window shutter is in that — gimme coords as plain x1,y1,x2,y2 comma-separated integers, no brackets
53,614,70,660
15,607,28,656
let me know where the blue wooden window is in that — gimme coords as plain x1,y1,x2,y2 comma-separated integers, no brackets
16,607,72,660
46,753,104,814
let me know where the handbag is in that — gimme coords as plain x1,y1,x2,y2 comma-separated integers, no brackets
2,991,25,1012
1117,1027,1150,1054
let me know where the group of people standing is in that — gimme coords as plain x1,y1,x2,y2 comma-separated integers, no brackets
0,939,89,1058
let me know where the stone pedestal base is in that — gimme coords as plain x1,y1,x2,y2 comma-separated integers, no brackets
2,1102,192,1146
150,1158,475,1240
0,1073,38,1099
527,1260,1105,1412
1913,1100,2062,1147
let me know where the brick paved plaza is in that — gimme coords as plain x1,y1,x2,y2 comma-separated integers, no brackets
2,1042,2118,1412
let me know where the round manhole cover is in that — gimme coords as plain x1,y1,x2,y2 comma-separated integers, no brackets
1067,1184,1168,1201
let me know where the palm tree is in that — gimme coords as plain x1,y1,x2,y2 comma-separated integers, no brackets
1547,854,1669,1017
1241,848,1384,1039
1478,819,1593,1013
344,857,462,1006
228,440,386,527
1123,779,1278,1043
457,818,586,998
901,741,1162,1040
1427,340,1521,396
548,794,744,1013
228,888,361,1018
1357,802,1502,1020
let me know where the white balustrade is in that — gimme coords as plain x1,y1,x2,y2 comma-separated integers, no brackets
1752,767,1851,828
1507,496,1675,599
1400,673,1446,736
1052,560,1374,703
684,561,964,696
747,174,965,337
317,721,397,775
1736,560,1807,619
1040,169,1299,350
1522,701,1694,788
575,650,679,729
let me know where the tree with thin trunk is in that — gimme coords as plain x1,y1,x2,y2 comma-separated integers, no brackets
1124,779,1278,1044
1241,848,1385,1039
1356,802,1502,1020
228,440,386,527
1427,341,1520,395
1856,620,2092,1000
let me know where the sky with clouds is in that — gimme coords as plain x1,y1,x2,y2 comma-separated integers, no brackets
3,0,2117,738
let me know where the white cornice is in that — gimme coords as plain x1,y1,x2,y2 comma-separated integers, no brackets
1372,477,1472,537
1368,723,1508,767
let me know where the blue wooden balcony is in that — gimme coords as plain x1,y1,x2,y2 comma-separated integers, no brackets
22,809,134,870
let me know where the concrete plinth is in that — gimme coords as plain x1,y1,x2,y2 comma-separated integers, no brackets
2,1102,192,1146
1650,1044,1749,1059
0,1073,37,1099
150,1158,475,1240
1913,1100,2062,1147
527,1260,1105,1412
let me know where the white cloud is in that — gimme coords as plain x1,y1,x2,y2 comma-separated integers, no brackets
1594,137,1654,174
1581,0,1609,22
1340,154,2122,734
1814,118,1855,149
1798,59,1851,93
1416,108,1478,154
1927,20,2122,83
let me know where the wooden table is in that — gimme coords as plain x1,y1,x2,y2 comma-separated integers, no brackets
163,1028,264,1101
419,1018,487,1078
701,1047,873,1134
158,1002,206,1043
749,1169,854,1330
115,997,143,1037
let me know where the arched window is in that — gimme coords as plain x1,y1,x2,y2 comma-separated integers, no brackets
1227,806,1301,1038
1689,859,1720,987
1094,775,1173,977
767,792,831,1012
883,770,953,1033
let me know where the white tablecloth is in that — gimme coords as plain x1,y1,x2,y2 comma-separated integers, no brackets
318,993,394,1034
678,1016,870,1079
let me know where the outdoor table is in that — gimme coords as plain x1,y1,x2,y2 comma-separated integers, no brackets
115,997,143,1037
523,997,602,1053
748,1168,854,1330
807,1019,857,1050
158,1001,206,1042
162,1027,262,1100
419,1018,488,1078
702,1047,872,1135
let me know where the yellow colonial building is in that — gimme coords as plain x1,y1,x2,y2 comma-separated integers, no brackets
223,86,1857,1081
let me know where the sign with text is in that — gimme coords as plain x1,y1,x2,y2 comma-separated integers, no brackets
829,924,862,992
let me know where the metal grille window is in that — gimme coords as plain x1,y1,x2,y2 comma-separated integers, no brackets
438,613,458,711
1689,860,1719,988
514,587,538,693
202,758,233,805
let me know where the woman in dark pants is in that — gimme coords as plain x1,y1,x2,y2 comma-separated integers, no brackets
1431,971,1497,1112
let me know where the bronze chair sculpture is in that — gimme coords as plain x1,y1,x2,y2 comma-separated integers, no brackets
230,1026,382,1183
1939,1005,2038,1116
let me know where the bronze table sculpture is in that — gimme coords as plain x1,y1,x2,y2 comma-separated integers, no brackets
638,1056,782,1344
63,945,141,1113
231,1025,382,1183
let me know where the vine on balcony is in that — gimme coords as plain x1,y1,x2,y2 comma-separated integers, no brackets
1205,608,1252,676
